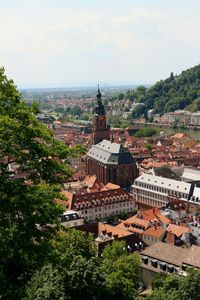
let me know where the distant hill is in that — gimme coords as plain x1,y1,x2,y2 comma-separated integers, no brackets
131,64,200,116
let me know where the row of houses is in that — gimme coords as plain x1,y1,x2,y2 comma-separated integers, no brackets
154,110,200,126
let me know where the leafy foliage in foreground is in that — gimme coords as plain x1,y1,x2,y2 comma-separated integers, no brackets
0,68,140,299
24,239,140,300
149,269,200,300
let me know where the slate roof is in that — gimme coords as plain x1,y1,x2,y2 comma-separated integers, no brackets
87,139,134,165
181,168,200,182
152,167,180,181
133,173,191,195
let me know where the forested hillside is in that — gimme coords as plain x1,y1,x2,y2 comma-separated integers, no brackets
129,64,200,117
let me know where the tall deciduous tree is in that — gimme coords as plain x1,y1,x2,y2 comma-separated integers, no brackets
0,67,74,298
150,269,200,300
101,241,140,300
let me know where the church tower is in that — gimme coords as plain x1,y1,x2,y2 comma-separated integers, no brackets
93,85,110,144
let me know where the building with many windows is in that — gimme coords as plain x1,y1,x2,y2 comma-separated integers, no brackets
132,173,193,209
140,241,200,288
62,183,135,221
60,210,84,228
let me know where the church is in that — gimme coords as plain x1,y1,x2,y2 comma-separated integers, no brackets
86,86,138,188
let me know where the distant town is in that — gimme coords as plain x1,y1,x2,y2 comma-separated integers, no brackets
16,85,200,291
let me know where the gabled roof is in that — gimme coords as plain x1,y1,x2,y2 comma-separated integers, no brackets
123,216,150,228
64,187,132,209
141,242,189,266
98,222,133,239
142,226,166,238
142,242,200,269
133,173,191,195
152,167,180,180
181,168,200,182
101,182,120,191
140,208,171,226
167,224,192,237
171,133,189,139
116,216,150,234
183,246,200,268
87,139,134,165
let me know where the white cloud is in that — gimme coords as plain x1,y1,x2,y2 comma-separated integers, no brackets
0,5,199,86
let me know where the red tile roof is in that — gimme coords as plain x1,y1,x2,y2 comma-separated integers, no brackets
142,225,165,238
140,208,171,225
98,222,133,239
167,224,192,237
64,187,132,210
116,216,150,234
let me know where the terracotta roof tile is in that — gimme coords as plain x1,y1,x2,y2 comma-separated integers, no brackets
142,226,166,238
98,222,133,238
140,208,171,225
167,224,192,237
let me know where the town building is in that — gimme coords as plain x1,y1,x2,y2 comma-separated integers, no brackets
95,222,143,253
86,139,138,188
132,173,192,209
166,223,194,246
132,173,200,210
140,241,200,288
116,208,170,246
62,183,135,222
60,210,84,228
86,86,138,188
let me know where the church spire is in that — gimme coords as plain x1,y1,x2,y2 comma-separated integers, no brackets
97,84,101,100
94,85,105,116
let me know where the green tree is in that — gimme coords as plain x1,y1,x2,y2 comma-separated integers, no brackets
145,142,153,151
135,128,157,137
111,115,121,127
150,269,200,300
0,67,76,298
73,105,82,116
24,264,65,300
65,256,104,300
101,241,140,300
117,93,124,100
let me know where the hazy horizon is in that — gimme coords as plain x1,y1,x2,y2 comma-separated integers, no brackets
0,0,199,88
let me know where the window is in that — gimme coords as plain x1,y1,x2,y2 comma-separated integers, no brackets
142,256,148,265
160,262,166,271
167,265,174,273
151,259,158,268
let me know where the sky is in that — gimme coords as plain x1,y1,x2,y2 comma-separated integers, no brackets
0,0,199,88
